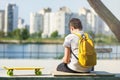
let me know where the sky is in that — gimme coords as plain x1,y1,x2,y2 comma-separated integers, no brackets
0,0,120,25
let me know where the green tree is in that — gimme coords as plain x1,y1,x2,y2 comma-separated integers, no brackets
21,28,29,40
0,31,4,38
12,28,29,40
12,29,21,39
50,30,58,38
87,30,95,39
38,31,42,38
7,32,13,38
30,31,42,38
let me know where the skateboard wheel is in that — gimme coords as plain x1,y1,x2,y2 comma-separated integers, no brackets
35,70,42,75
7,69,13,76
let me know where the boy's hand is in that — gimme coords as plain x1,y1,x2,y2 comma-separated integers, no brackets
62,56,70,63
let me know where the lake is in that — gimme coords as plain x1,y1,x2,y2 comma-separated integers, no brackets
0,43,120,59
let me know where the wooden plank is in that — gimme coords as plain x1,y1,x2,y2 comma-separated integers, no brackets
52,71,115,77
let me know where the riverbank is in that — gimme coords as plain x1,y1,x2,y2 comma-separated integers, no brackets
0,38,119,45
0,38,64,44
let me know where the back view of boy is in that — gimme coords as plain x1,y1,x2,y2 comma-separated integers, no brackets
57,18,94,73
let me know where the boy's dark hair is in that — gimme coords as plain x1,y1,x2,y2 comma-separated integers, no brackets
69,18,83,30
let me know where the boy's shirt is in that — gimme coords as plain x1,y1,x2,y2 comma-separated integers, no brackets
63,31,92,72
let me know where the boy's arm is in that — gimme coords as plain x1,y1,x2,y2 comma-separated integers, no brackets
62,47,71,63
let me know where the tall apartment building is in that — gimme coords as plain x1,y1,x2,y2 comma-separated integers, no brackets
55,7,72,37
94,15,104,34
55,11,70,37
0,10,5,31
42,13,50,37
4,3,18,34
78,7,94,32
29,8,51,36
18,17,25,29
40,8,53,38
30,12,43,34
79,8,112,35
48,13,57,37
42,6,73,38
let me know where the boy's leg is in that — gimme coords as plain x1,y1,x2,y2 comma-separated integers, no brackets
57,63,77,73
91,67,94,71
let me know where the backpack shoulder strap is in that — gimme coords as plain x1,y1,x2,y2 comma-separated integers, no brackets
84,33,89,39
71,32,83,60
73,32,82,39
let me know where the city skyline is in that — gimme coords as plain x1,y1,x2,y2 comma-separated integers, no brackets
0,0,120,25
0,2,114,37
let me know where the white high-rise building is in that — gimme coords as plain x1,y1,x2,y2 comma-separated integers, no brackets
78,8,93,31
56,11,70,37
41,8,52,38
42,6,72,38
18,17,25,29
30,12,43,34
86,11,96,32
42,13,50,38
0,10,5,31
78,7,100,33
4,3,18,34
49,13,57,37
55,7,72,37
37,7,85,38
95,16,104,34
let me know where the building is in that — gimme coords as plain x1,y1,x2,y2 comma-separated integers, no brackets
78,7,93,32
30,12,43,34
42,13,51,38
42,6,76,38
0,10,5,31
55,7,72,37
49,13,57,37
55,11,70,37
4,3,18,34
39,8,51,15
18,17,26,29
40,8,52,38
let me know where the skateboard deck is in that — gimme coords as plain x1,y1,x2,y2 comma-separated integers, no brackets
3,66,44,76
52,71,115,77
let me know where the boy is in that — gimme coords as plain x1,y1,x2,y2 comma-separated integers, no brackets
57,18,93,73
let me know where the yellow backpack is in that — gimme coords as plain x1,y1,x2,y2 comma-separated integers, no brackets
73,33,97,67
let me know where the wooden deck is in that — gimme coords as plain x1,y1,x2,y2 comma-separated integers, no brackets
52,71,115,77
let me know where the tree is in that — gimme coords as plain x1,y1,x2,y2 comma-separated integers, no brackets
87,30,95,39
50,30,58,38
12,28,29,40
87,0,120,42
38,31,42,38
21,28,29,40
12,29,21,39
0,31,4,38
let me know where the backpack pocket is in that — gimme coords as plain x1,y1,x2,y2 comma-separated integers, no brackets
79,53,96,67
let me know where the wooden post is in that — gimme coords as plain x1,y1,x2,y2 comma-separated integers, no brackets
87,0,120,42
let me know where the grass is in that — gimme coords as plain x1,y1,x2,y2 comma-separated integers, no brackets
0,37,64,44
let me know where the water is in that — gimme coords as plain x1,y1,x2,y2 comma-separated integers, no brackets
0,44,64,59
0,44,120,59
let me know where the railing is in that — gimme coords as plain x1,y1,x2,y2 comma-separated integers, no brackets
0,44,120,59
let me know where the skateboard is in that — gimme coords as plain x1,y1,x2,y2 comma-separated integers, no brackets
3,66,44,76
